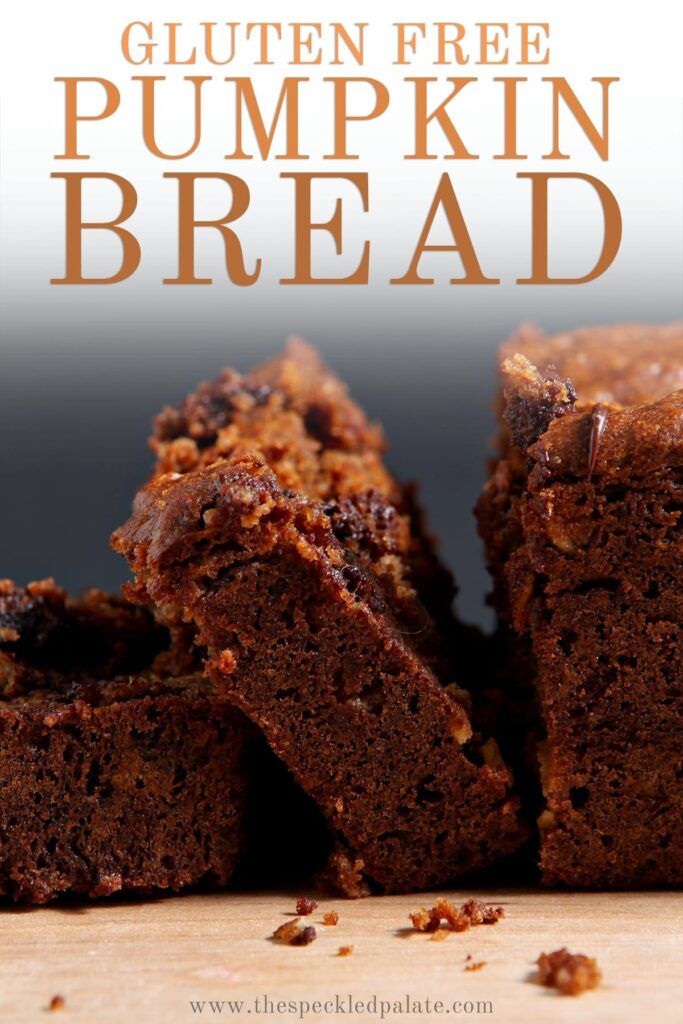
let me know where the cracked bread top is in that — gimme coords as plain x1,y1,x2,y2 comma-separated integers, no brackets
152,338,393,501
499,323,683,482
0,579,204,706
502,322,683,410
143,340,457,677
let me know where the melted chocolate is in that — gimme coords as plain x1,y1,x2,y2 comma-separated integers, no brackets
587,403,609,479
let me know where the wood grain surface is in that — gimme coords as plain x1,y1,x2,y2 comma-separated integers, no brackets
1,889,681,1023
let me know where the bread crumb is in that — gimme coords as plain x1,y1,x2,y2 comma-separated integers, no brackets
215,648,238,675
48,995,65,1012
464,961,487,972
272,919,317,947
272,919,302,944
449,710,473,745
409,908,438,932
338,945,354,957
295,897,319,916
323,911,339,926
319,850,371,899
290,926,317,947
479,738,505,769
536,948,602,995
409,898,504,935
461,898,504,925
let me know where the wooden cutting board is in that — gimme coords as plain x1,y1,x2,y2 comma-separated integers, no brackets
1,889,681,1023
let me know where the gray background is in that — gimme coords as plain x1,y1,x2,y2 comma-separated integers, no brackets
2,297,681,630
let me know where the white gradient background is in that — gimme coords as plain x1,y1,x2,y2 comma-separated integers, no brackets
1,0,682,625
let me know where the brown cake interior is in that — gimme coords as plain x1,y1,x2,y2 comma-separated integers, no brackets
0,580,252,903
114,341,526,894
478,323,683,886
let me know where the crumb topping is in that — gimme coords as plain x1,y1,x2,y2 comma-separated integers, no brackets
501,353,577,451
